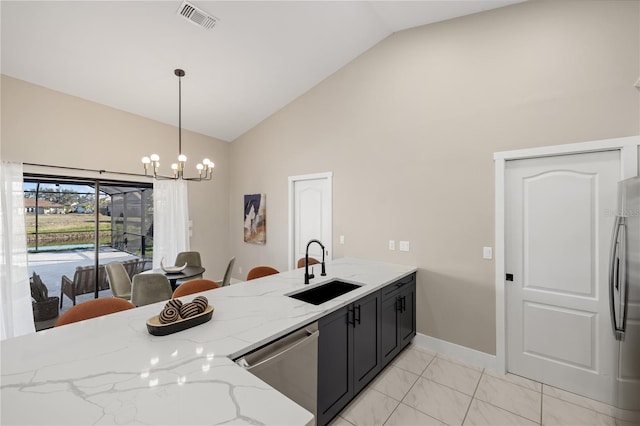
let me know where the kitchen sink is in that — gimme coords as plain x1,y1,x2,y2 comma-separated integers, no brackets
288,280,361,305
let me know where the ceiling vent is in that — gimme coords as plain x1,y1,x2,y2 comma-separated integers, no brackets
177,1,217,30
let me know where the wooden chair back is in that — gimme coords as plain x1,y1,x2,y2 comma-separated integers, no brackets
55,298,134,326
297,257,320,269
172,279,220,298
247,266,279,281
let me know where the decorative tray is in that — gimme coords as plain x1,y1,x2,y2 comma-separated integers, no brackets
146,305,214,336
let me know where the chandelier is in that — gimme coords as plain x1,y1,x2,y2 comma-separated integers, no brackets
142,69,214,181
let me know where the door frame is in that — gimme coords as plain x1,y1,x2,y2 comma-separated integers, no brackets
494,136,640,373
288,172,333,271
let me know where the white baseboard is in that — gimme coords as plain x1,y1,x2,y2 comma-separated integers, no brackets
412,333,502,372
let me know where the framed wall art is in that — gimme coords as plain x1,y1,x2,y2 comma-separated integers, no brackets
244,193,266,244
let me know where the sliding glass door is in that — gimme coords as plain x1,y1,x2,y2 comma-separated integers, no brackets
24,174,153,329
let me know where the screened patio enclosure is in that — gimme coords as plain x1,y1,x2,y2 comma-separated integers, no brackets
24,175,154,257
24,175,154,328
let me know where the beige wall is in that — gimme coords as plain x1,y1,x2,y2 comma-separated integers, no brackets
229,1,640,354
1,0,638,355
1,75,231,281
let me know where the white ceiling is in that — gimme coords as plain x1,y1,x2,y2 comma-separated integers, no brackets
1,1,524,142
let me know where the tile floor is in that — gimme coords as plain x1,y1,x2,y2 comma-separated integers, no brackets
330,344,636,426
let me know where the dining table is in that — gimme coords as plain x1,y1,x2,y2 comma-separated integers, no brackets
145,265,206,290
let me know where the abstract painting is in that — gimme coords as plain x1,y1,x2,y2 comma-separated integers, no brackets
244,193,266,244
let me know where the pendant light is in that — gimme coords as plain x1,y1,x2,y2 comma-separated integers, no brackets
142,69,214,181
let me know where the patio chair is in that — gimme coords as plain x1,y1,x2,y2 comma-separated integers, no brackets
60,265,109,308
121,258,141,279
131,273,172,307
105,262,132,300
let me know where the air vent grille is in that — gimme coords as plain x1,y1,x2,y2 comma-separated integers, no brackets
177,1,217,30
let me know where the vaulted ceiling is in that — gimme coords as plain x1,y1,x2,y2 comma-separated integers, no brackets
1,1,524,141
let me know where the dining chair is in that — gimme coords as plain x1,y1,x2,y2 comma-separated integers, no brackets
172,279,220,298
222,257,235,286
246,266,279,281
297,257,320,269
55,298,135,327
175,251,203,280
131,273,173,307
105,262,132,300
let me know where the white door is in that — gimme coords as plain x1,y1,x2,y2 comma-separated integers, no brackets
505,150,620,405
289,173,332,270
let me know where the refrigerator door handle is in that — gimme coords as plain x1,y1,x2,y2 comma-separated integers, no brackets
609,215,626,341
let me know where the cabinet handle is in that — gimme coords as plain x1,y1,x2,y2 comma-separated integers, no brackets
401,296,406,312
396,297,402,312
355,305,361,325
348,306,356,328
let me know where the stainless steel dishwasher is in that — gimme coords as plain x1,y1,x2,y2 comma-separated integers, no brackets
235,322,319,421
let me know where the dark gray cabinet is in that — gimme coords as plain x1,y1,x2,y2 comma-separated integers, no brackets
317,290,381,426
381,273,416,368
317,305,352,426
317,274,415,426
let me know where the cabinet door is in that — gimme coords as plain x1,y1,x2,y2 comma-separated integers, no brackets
380,291,401,368
399,281,416,349
318,305,353,426
352,291,381,394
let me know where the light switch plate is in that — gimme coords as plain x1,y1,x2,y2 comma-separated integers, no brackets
483,246,493,259
388,240,395,250
399,241,410,252
339,235,345,244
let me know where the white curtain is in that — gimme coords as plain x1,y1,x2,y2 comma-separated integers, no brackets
0,161,35,340
153,179,190,269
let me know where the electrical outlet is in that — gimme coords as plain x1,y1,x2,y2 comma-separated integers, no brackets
339,235,345,244
388,240,395,250
483,247,493,259
399,241,410,252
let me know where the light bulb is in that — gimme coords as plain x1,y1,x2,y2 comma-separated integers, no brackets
178,154,187,162
203,158,211,166
142,157,151,164
171,163,178,170
150,154,160,162
196,163,204,171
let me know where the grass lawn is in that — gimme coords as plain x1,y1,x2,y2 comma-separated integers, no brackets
25,213,112,233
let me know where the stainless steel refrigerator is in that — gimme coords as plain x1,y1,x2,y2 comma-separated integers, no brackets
609,176,640,421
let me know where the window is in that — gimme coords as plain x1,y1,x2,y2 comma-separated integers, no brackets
24,174,153,328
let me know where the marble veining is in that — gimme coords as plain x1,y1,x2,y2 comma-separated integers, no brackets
1,258,416,425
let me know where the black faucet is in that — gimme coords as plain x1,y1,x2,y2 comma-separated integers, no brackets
304,239,326,284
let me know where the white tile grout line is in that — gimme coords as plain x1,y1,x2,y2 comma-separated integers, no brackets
470,370,545,425
461,367,485,425
382,351,437,425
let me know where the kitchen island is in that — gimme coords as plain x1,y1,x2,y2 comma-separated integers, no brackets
1,258,417,425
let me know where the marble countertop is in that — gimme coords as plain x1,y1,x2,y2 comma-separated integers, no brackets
1,258,417,425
